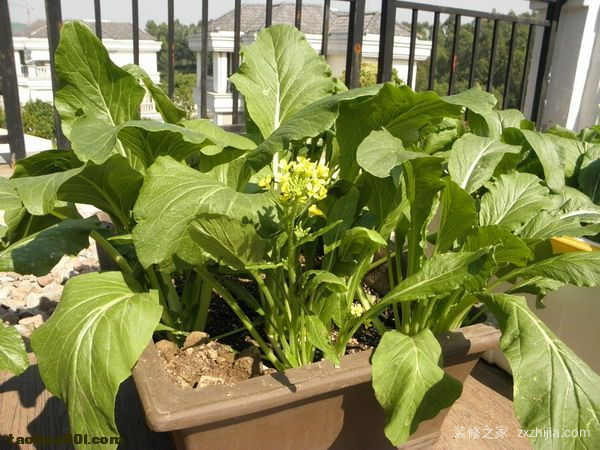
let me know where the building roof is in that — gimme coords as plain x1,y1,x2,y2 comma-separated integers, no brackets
207,3,410,37
13,20,155,40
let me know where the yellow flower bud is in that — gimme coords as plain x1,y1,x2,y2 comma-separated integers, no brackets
308,204,325,217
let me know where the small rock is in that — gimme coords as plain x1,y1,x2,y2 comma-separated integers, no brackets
15,284,33,295
234,356,260,376
183,331,210,348
0,309,19,324
24,292,42,309
19,314,44,329
197,375,225,387
38,297,58,314
36,274,54,287
14,323,33,337
156,340,179,361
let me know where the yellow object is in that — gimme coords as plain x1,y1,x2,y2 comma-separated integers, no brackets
550,236,600,254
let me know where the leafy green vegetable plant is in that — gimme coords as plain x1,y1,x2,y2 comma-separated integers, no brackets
1,21,599,449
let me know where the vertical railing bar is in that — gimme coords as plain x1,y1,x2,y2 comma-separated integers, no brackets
519,24,534,111
132,0,139,65
0,0,26,162
44,0,69,149
427,11,439,90
94,0,102,38
200,0,208,118
266,0,272,27
531,1,562,125
406,9,418,88
321,0,331,56
377,0,396,83
344,0,365,88
468,16,480,88
295,0,302,29
167,0,175,98
232,0,242,124
447,14,460,95
502,21,517,109
486,19,499,92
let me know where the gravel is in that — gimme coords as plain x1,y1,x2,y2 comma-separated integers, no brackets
0,204,101,337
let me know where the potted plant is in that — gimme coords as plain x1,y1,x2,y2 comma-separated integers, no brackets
1,22,600,449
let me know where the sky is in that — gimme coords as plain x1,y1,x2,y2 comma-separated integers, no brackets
9,0,532,27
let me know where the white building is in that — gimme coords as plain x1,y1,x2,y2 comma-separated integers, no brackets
188,3,432,125
12,20,163,119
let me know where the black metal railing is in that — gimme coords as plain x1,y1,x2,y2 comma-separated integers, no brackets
0,0,563,163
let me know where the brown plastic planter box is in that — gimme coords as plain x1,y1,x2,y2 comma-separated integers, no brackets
132,323,500,449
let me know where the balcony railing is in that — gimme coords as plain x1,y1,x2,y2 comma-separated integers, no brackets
20,65,53,80
0,0,564,163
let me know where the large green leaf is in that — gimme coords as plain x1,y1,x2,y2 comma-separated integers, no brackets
190,214,266,270
31,272,162,449
245,85,380,172
0,177,22,210
124,64,186,124
578,146,600,204
0,323,28,376
464,226,533,267
372,329,462,445
337,84,461,180
507,251,600,287
435,179,477,253
480,293,600,449
304,315,339,365
9,151,142,228
364,173,406,239
521,130,565,193
54,22,145,136
443,85,497,116
338,227,387,262
479,172,549,231
0,217,99,275
404,157,445,273
323,187,359,255
381,250,489,305
356,129,427,178
519,210,600,240
447,134,520,193
133,156,278,268
70,118,255,167
229,24,335,139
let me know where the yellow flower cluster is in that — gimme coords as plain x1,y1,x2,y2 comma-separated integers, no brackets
278,157,330,205
350,303,364,318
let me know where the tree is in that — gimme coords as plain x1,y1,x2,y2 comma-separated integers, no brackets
160,73,196,118
342,62,404,87
145,20,199,76
413,11,534,108
22,100,55,140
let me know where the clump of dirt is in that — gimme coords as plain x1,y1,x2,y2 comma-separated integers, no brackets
156,331,267,389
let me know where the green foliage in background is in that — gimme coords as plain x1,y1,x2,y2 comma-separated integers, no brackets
342,62,404,87
160,73,196,119
145,19,198,75
412,11,534,107
22,100,55,140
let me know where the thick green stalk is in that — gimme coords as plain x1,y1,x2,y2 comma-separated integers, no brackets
192,280,213,331
196,266,285,371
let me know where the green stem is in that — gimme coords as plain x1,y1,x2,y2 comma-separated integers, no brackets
192,279,212,331
385,248,401,331
356,288,387,335
368,251,396,272
196,266,285,371
145,268,175,327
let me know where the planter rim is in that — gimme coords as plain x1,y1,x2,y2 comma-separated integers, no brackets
132,323,500,432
